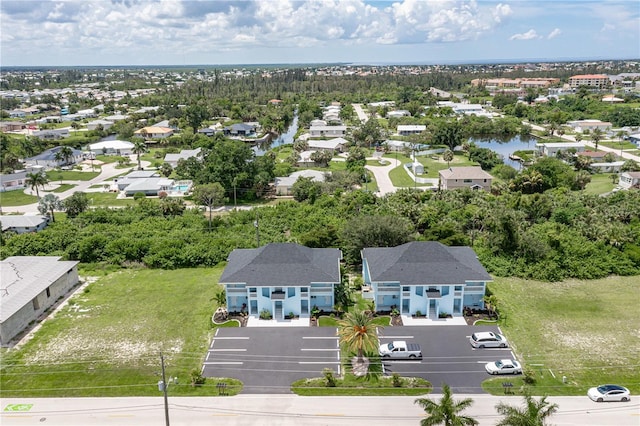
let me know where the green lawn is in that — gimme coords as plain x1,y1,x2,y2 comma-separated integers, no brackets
46,170,100,181
52,184,75,193
0,267,239,397
0,190,38,207
87,192,136,207
599,141,636,151
486,275,640,396
388,165,433,188
584,173,617,194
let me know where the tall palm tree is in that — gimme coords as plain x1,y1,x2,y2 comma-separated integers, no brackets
495,393,558,426
414,384,478,426
26,172,49,199
591,128,604,151
58,146,74,166
132,140,147,170
337,310,380,364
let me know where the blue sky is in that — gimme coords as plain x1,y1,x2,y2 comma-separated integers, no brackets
1,0,638,67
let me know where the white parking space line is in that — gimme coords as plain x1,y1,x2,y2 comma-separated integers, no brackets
302,336,338,339
379,336,414,339
203,361,243,365
210,349,247,352
212,337,250,339
299,361,341,365
301,348,340,351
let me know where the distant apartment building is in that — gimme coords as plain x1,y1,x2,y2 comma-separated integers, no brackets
568,74,609,89
470,78,559,89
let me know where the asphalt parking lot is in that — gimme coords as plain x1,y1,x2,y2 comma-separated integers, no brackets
203,327,340,394
378,325,515,393
203,325,514,394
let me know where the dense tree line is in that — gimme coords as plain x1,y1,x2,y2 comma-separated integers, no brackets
2,186,639,281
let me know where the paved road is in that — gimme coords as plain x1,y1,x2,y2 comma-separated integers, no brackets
352,103,369,122
1,395,638,425
365,156,400,196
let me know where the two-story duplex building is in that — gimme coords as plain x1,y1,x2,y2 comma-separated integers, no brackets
362,242,492,318
220,243,342,320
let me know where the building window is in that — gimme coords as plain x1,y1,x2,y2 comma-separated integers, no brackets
415,286,423,296
46,287,51,298
32,298,40,310
402,286,410,292
455,285,463,292
441,286,450,296
262,288,269,298
288,288,295,298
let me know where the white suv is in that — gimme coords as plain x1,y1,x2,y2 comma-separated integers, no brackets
470,331,508,348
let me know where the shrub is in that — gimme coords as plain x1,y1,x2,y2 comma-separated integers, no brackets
323,368,336,387
190,370,206,386
158,191,168,199
522,368,536,385
392,372,402,388
415,310,422,317
259,309,272,320
133,192,146,201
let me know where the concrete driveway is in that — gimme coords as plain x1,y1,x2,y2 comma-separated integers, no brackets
203,327,340,394
378,325,515,393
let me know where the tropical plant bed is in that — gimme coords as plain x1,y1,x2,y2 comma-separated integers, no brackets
463,308,497,326
291,375,431,396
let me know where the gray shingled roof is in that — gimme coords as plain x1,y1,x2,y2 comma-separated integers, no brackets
0,215,48,232
362,241,492,285
220,243,342,286
0,256,79,322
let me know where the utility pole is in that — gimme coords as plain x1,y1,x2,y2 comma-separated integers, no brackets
254,212,260,247
159,352,170,426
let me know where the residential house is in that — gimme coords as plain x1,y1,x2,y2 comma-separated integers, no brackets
361,241,492,318
0,215,49,234
627,133,640,148
386,110,411,118
0,171,27,192
134,126,174,139
25,146,84,169
397,125,426,136
567,119,612,133
0,121,26,132
309,125,346,138
619,172,640,190
439,167,493,191
223,123,258,138
122,177,175,197
219,243,342,320
0,256,79,346
164,147,203,168
86,119,114,131
308,137,347,153
114,170,160,190
536,142,586,157
31,128,70,140
575,151,608,162
88,140,134,156
274,170,327,196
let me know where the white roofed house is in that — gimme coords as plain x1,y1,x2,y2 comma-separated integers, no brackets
122,177,175,197
86,119,114,131
0,170,27,192
309,125,346,138
0,215,49,234
0,256,80,346
88,140,134,156
163,147,203,168
619,172,640,190
308,137,347,153
397,125,426,136
439,167,493,191
536,142,586,157
274,170,327,196
25,146,84,169
567,120,613,133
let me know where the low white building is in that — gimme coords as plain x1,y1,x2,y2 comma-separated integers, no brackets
567,120,613,133
308,137,347,153
309,125,346,138
0,256,79,346
397,125,426,136
164,147,203,168
619,171,640,189
536,142,586,157
88,140,134,156
0,215,49,234
274,170,327,196
86,119,114,131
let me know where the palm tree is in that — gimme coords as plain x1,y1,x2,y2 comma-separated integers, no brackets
414,384,478,426
337,310,380,367
26,172,49,199
59,146,74,166
495,393,558,426
591,128,604,151
132,139,147,170
443,149,454,167
37,193,62,222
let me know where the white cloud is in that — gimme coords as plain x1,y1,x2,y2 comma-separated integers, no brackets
509,29,540,41
547,28,562,39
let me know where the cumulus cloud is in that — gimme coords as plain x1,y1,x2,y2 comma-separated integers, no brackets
547,28,562,39
509,29,540,40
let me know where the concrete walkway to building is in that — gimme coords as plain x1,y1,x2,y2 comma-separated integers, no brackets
246,316,311,327
400,315,468,326
365,156,401,196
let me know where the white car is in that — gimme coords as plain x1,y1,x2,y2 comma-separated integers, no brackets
485,359,522,375
588,384,631,402
470,331,508,348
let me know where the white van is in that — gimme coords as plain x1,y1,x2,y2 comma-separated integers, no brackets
470,331,508,348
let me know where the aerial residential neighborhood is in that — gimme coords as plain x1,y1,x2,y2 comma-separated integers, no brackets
1,0,640,423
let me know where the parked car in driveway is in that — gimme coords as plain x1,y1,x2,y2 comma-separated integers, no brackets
470,331,508,348
485,359,522,375
588,384,631,402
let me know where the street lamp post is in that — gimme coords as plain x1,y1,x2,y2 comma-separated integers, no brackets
159,352,170,426
254,212,260,247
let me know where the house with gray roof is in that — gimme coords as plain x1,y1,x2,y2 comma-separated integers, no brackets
0,170,27,192
439,167,493,191
361,242,492,319
219,243,342,320
25,146,84,169
1,215,49,234
0,256,79,346
163,147,203,168
274,170,327,196
308,137,348,153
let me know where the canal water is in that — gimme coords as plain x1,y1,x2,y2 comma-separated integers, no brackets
470,135,538,169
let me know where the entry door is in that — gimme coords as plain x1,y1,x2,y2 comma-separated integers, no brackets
275,300,283,319
429,299,437,318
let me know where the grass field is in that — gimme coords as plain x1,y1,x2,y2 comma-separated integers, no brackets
0,267,236,397
584,173,616,194
87,192,136,207
486,275,640,396
46,170,100,181
0,190,38,207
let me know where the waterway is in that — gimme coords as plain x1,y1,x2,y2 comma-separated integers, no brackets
253,113,299,156
470,135,538,169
